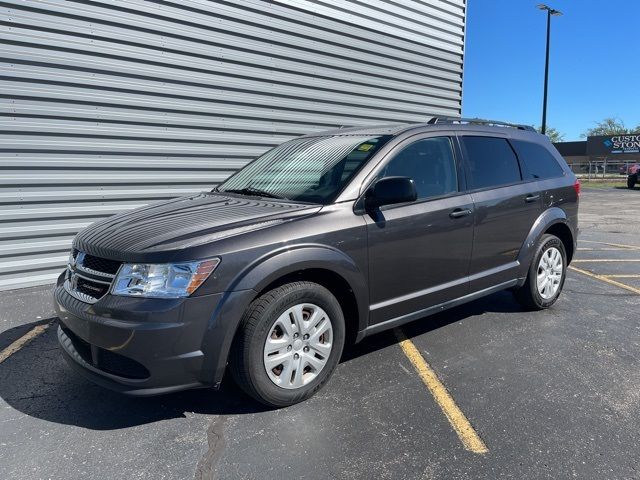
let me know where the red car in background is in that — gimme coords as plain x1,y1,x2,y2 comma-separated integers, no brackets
626,163,640,189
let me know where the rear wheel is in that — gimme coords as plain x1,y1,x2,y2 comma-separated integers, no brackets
514,234,567,310
628,174,637,189
230,281,345,407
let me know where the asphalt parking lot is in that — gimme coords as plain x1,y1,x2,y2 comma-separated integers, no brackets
1,186,640,480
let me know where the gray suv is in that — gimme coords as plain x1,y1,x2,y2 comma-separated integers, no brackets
54,117,579,407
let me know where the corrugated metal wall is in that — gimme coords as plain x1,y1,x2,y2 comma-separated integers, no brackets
0,0,466,290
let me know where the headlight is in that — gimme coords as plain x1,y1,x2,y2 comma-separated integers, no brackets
111,258,220,298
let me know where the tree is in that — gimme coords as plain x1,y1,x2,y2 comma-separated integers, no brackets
544,127,564,143
581,118,631,137
536,126,565,143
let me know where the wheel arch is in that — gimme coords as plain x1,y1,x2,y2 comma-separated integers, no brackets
229,244,368,328
544,222,575,263
517,207,576,276
254,267,362,345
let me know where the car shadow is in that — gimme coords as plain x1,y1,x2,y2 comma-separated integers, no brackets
0,320,270,431
0,290,523,431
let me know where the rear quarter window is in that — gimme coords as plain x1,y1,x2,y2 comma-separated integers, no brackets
511,139,565,180
460,136,522,190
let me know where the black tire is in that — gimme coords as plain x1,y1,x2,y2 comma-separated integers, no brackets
513,234,567,310
230,281,345,407
628,174,637,189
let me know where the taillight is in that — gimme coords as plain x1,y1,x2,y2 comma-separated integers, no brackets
573,179,581,197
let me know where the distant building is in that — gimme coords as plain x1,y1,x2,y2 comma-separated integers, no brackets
554,134,640,172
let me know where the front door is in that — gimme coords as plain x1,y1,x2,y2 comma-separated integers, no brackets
365,135,475,325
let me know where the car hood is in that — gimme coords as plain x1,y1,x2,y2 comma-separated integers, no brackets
74,193,320,259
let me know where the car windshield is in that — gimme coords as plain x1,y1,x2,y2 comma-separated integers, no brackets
217,135,391,204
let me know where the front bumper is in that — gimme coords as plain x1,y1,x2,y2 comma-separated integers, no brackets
58,326,205,395
54,277,227,395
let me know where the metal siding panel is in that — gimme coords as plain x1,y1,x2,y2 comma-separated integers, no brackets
3,78,458,124
0,0,465,290
271,0,464,49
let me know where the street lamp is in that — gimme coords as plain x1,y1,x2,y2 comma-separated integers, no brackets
537,4,562,135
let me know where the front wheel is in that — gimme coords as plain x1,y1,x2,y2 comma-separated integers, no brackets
628,174,637,189
230,281,345,407
513,234,567,310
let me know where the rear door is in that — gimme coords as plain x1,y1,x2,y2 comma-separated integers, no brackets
510,138,572,210
458,134,542,292
365,133,474,325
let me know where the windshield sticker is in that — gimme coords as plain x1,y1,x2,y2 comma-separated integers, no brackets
358,143,374,151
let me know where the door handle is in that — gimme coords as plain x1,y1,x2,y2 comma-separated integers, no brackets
449,208,473,219
525,194,540,203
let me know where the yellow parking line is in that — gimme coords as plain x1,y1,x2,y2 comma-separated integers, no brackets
579,240,640,250
569,266,640,295
572,259,640,263
394,328,488,454
0,323,51,364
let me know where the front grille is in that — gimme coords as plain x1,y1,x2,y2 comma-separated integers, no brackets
61,327,150,380
64,250,123,304
82,254,122,275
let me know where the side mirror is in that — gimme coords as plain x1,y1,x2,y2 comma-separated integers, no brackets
366,176,417,209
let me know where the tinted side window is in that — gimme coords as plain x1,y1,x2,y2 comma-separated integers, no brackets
379,137,458,200
511,140,565,180
461,136,522,190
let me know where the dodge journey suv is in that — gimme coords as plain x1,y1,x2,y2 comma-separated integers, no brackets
54,117,579,407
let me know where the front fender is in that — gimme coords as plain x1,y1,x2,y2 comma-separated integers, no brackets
233,244,365,292
516,207,571,282
200,244,369,385
231,244,369,331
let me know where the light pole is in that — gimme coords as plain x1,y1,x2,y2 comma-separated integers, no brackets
537,4,562,135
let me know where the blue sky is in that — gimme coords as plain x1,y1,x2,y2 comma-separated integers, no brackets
462,0,640,140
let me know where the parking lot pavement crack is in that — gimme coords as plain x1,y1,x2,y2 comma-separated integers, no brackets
9,393,52,402
194,415,227,480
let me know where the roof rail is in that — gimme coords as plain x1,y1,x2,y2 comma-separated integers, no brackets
427,116,536,131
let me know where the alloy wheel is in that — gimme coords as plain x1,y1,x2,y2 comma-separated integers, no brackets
263,303,333,389
537,246,563,300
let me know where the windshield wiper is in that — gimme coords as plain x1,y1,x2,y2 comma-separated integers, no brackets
220,187,284,199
